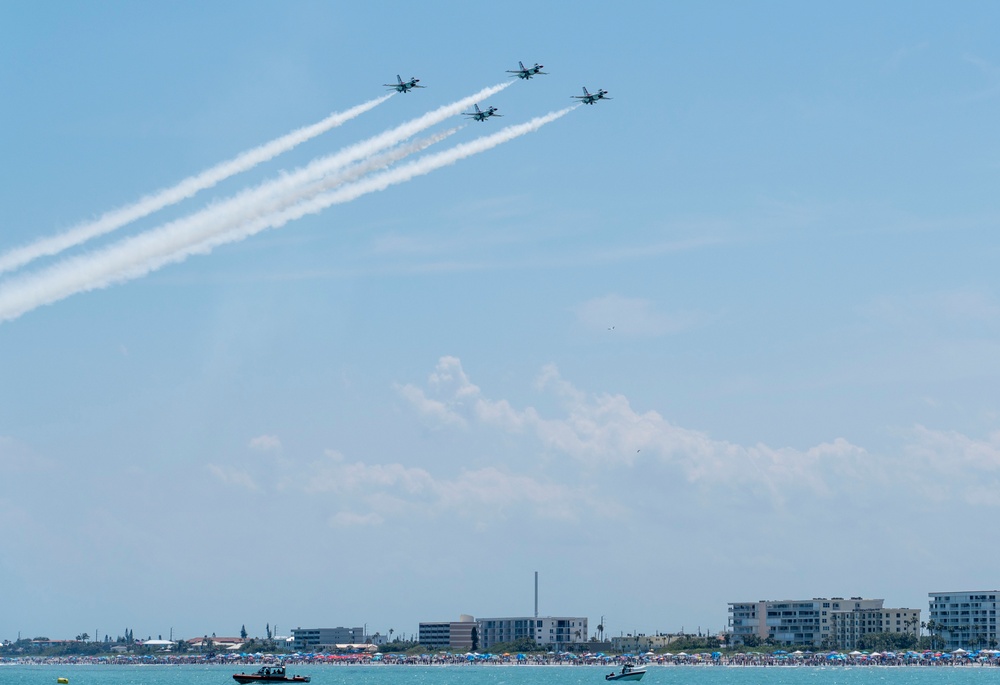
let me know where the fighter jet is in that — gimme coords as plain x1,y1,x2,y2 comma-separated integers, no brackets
507,61,547,80
572,87,611,105
463,104,502,121
384,75,424,93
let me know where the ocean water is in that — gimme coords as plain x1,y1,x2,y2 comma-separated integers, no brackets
4,665,1000,685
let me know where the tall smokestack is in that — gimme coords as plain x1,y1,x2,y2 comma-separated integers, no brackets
534,571,538,618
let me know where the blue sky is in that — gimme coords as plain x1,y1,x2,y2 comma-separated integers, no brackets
2,1,1000,642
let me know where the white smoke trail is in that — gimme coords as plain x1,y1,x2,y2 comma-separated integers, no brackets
0,95,393,275
234,81,512,209
0,104,570,323
0,128,460,323
208,106,578,253
1,82,510,280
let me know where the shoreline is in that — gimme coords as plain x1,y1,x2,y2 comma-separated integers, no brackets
3,658,1000,669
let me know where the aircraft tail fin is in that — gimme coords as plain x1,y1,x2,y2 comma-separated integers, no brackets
397,75,403,84
519,61,526,70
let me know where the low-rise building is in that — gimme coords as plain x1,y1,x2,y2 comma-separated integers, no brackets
186,636,244,651
419,615,479,650
291,627,365,651
610,634,689,653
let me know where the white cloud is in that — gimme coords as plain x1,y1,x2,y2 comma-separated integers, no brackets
429,355,481,398
574,294,703,336
883,42,929,73
394,383,466,426
299,450,586,525
0,436,50,472
964,53,1000,101
394,356,481,427
863,289,1000,329
329,511,384,528
901,425,1000,505
398,356,869,500
396,357,1000,520
207,464,259,492
248,434,282,452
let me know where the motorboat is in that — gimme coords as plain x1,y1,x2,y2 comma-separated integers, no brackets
605,664,646,681
233,666,310,684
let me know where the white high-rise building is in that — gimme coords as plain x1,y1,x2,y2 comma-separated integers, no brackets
829,606,921,649
477,616,588,650
928,590,1000,650
729,597,917,649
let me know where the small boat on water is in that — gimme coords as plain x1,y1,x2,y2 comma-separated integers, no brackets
233,666,310,684
605,664,646,682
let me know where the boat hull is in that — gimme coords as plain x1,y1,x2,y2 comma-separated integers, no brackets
605,670,646,682
233,676,310,684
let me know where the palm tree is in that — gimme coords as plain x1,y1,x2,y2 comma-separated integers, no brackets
924,620,937,650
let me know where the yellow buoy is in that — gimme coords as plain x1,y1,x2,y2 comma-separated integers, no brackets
58,678,69,684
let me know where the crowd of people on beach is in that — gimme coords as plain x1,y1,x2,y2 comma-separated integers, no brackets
5,648,1000,668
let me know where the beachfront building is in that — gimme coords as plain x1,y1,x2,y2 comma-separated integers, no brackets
186,636,244,651
828,607,921,650
418,615,479,650
728,601,765,645
610,633,688,653
291,626,365,651
729,598,918,648
928,590,1000,651
477,616,588,651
